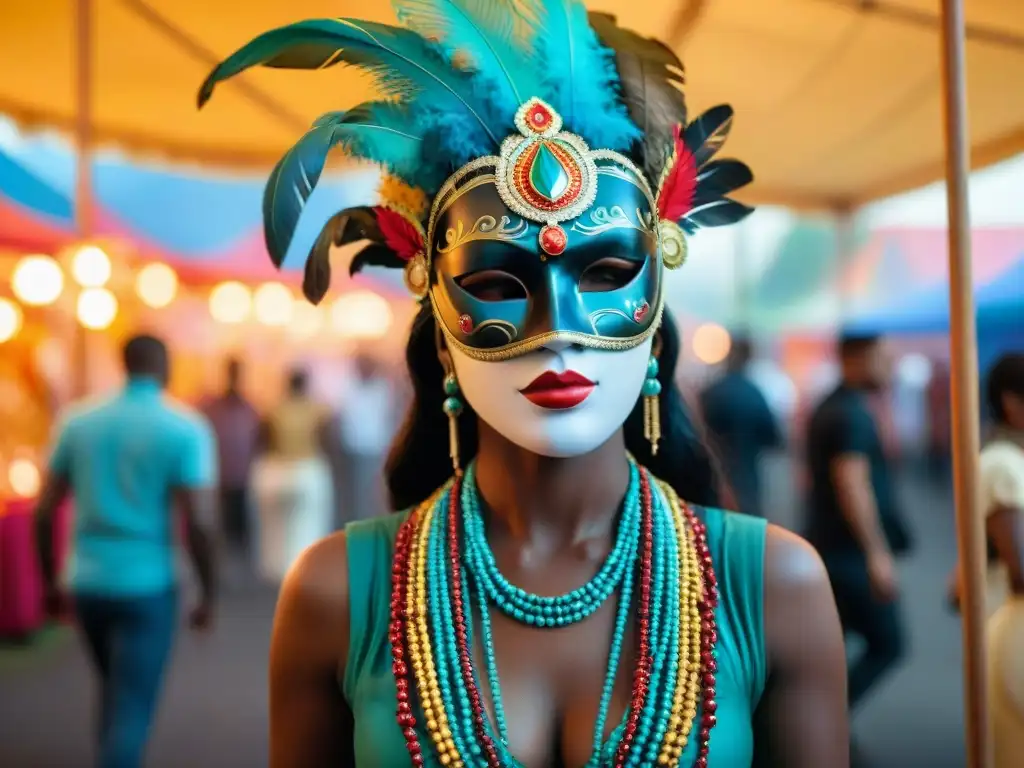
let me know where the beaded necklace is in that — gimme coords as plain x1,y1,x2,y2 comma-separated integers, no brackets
389,460,719,767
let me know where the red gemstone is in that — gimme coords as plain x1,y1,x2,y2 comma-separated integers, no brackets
539,224,568,256
633,301,650,323
457,313,473,334
526,103,553,132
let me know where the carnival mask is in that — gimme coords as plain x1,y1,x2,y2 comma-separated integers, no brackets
200,8,755,456
429,100,662,362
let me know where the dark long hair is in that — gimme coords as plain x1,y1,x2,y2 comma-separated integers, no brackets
384,304,724,511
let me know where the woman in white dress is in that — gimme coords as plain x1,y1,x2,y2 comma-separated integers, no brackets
950,352,1024,765
252,369,337,581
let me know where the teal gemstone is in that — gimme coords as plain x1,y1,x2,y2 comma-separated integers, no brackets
646,356,660,379
442,396,463,416
529,141,571,201
444,377,460,396
642,378,662,397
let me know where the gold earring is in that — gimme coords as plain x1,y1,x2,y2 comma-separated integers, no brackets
642,355,662,455
442,371,463,475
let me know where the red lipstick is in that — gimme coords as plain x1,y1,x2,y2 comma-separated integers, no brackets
520,370,596,410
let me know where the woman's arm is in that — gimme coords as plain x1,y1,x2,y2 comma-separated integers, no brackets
753,525,849,767
270,532,355,767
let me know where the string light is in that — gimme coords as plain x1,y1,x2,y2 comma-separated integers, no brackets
0,297,22,343
253,282,294,327
71,245,112,288
288,301,325,340
330,290,393,340
692,323,732,365
12,255,64,306
76,287,118,330
209,281,252,324
136,263,178,308
9,458,41,498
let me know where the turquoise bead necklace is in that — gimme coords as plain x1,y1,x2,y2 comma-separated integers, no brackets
461,463,642,628
417,459,685,766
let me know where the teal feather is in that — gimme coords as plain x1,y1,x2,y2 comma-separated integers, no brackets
535,0,640,150
262,103,422,267
390,0,547,114
198,18,500,150
327,102,424,186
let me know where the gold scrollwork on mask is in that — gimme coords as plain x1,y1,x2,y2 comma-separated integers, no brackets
588,307,634,332
460,317,518,343
435,214,529,254
571,206,654,237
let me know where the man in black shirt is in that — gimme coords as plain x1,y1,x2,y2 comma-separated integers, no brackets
805,333,911,712
700,338,783,517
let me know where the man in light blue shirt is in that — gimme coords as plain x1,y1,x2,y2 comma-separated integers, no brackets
34,334,219,768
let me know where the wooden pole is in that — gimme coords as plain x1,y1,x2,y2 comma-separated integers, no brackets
938,1,990,766
73,0,94,398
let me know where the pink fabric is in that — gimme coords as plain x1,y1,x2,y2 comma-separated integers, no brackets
0,499,71,637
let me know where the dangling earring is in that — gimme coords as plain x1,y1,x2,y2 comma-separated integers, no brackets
642,355,662,455
442,371,464,475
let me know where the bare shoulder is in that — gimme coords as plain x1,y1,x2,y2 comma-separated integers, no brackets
761,524,843,669
763,524,831,593
274,531,352,668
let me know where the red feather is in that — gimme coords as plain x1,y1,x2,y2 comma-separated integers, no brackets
374,206,424,262
657,124,697,221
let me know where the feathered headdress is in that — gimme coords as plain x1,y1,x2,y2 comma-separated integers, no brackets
198,1,753,303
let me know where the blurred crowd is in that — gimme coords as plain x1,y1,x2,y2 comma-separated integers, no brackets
8,328,1024,767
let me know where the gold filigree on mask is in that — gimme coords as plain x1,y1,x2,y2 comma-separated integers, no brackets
435,214,530,255
433,298,665,362
571,205,654,237
588,307,635,330
460,317,518,343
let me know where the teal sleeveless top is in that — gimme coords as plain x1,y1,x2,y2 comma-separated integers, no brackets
341,506,768,766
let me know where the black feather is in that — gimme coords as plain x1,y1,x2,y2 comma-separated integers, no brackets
682,198,753,233
693,158,753,205
313,206,407,277
683,105,734,168
587,12,687,182
301,211,351,304
349,244,406,276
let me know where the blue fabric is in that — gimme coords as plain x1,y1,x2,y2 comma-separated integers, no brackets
75,589,178,768
49,378,216,596
845,255,1024,334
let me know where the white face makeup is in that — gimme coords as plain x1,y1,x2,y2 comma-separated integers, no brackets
450,336,653,458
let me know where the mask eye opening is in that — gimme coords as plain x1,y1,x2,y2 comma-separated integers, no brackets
578,257,643,293
455,269,529,302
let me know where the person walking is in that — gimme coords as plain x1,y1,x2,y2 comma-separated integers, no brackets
804,334,911,715
700,337,783,516
202,358,260,572
33,334,218,768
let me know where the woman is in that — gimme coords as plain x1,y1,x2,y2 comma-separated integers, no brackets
201,3,847,765
948,353,1024,766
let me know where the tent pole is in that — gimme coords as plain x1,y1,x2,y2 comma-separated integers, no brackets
834,208,855,325
73,0,94,398
939,1,990,766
